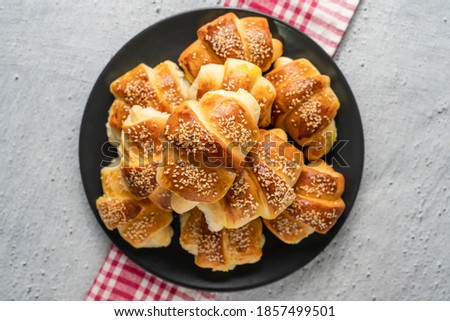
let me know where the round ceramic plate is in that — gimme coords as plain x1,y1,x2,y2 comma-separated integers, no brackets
79,7,364,291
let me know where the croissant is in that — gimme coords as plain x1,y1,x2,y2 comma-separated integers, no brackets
180,208,264,271
179,13,283,82
156,147,236,214
265,57,340,160
107,60,190,144
189,58,276,127
164,89,260,172
264,160,345,244
119,105,173,211
197,128,303,231
95,160,173,248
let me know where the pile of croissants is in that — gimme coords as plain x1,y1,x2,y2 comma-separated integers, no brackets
96,13,346,271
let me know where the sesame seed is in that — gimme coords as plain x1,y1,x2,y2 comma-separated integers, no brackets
121,165,157,198
204,21,244,60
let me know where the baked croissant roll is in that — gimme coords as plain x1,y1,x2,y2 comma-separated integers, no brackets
264,160,345,244
96,161,141,230
156,147,236,214
265,57,340,160
189,58,276,127
119,105,172,211
179,13,283,82
180,208,264,271
164,89,260,173
107,60,190,144
95,160,173,248
198,128,303,231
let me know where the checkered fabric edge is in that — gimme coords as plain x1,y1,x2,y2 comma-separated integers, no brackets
224,0,360,56
85,245,216,301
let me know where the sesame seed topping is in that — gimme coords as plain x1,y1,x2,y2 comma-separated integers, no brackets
245,27,273,67
121,165,157,198
122,71,160,108
298,173,337,198
227,224,254,252
215,108,254,145
228,172,258,218
97,198,141,229
286,198,339,232
253,163,295,210
270,215,303,237
199,230,225,263
121,212,157,243
165,118,217,154
183,212,202,244
253,138,302,183
294,100,324,131
204,20,244,60
164,160,219,198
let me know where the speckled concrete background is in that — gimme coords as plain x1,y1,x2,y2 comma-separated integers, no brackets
0,0,449,300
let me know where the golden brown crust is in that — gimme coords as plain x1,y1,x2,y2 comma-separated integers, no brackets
198,168,262,231
265,58,320,87
226,218,264,265
118,203,173,248
100,164,133,198
97,164,142,230
108,99,130,133
300,120,337,160
198,129,302,231
294,160,345,201
251,162,296,217
96,196,142,230
223,169,262,225
250,129,303,186
156,148,236,204
270,75,330,126
265,58,340,160
249,76,276,127
190,59,276,128
282,89,339,139
179,13,282,80
239,17,274,71
119,106,169,199
266,160,346,243
195,215,228,270
178,40,219,82
121,106,168,163
107,61,189,141
197,13,245,63
179,207,203,254
96,161,173,247
149,186,173,212
110,63,171,113
164,101,232,169
164,90,260,172
180,208,264,271
248,129,301,218
198,91,260,158
120,163,158,199
263,213,314,244
151,61,186,109
286,195,345,234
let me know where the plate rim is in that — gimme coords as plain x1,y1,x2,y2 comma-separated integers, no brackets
79,6,365,292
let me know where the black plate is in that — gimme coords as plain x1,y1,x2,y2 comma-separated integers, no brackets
79,7,364,292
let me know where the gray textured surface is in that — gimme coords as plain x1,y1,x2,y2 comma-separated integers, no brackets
0,0,449,300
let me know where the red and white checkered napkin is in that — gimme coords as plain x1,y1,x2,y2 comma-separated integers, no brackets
85,245,216,301
225,0,360,56
85,0,359,301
